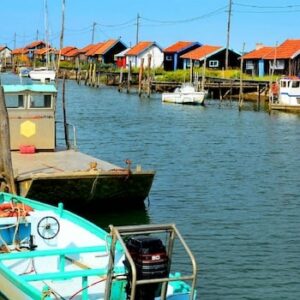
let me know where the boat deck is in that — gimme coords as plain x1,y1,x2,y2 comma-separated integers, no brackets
11,149,120,181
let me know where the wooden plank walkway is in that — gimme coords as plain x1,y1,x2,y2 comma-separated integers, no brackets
11,150,119,180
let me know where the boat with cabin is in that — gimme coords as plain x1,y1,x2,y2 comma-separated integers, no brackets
1,83,155,209
162,83,207,105
18,67,31,78
269,76,300,112
0,191,197,299
28,67,56,82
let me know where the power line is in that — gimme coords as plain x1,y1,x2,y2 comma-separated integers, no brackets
95,18,135,28
234,2,300,9
141,6,227,24
234,8,300,13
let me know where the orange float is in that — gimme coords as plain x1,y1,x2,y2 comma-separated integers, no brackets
0,202,33,218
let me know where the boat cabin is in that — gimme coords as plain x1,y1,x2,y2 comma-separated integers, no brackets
277,77,300,105
3,84,57,151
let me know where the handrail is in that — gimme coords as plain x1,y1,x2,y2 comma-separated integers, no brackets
104,223,198,300
55,121,77,150
0,245,106,260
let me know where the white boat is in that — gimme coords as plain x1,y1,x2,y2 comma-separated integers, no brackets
0,192,197,299
162,83,207,105
19,67,31,78
29,67,56,82
270,76,300,112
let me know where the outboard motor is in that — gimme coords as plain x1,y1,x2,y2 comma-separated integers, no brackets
124,236,169,300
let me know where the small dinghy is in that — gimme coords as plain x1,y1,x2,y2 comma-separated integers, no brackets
0,192,197,299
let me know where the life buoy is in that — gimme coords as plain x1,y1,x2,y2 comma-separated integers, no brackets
0,202,33,218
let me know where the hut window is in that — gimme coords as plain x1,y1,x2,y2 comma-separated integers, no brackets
5,94,24,108
246,61,254,70
271,60,284,70
209,60,219,68
30,94,52,108
165,55,173,61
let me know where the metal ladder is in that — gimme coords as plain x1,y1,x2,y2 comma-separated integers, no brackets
104,223,198,300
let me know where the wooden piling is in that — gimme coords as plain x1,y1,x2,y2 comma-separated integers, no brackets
127,61,132,93
118,67,123,92
138,58,144,97
0,87,16,194
256,84,260,110
147,55,152,97
96,69,101,88
238,43,245,111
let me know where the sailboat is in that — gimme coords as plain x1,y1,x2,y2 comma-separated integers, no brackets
29,0,56,82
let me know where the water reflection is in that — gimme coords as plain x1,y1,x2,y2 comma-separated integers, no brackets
79,206,150,231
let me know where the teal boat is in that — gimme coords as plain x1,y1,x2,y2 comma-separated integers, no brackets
0,192,197,299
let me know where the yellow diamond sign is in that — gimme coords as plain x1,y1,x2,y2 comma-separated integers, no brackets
20,120,36,138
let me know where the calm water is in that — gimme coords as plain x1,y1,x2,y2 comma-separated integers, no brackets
2,74,300,299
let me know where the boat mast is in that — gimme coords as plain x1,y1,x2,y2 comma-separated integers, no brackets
60,0,65,50
44,0,50,68
57,0,66,75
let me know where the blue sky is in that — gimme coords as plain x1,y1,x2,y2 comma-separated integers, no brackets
1,0,300,53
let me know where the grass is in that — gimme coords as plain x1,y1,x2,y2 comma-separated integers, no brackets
153,68,279,83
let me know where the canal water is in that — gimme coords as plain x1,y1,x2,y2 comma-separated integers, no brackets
2,74,300,299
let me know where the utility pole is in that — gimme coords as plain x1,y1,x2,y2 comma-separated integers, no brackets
13,33,16,49
91,22,96,44
36,29,39,41
136,13,140,45
225,0,232,70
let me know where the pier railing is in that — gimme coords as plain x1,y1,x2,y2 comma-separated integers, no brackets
55,121,77,150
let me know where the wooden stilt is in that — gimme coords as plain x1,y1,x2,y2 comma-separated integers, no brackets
147,55,152,97
238,43,245,111
118,67,123,92
138,58,144,97
127,61,132,94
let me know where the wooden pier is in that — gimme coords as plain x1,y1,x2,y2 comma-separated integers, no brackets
60,67,270,101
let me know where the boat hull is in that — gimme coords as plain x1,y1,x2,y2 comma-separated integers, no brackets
162,92,205,105
0,272,31,300
17,171,155,209
270,103,300,112
29,70,56,81
11,149,155,210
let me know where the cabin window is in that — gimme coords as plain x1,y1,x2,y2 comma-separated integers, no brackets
30,94,52,108
291,81,300,88
281,81,287,88
165,55,173,61
5,94,25,108
209,60,219,68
